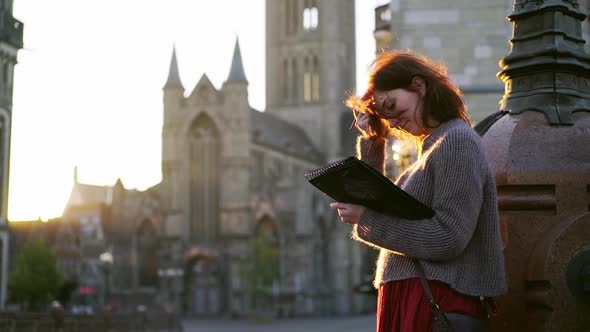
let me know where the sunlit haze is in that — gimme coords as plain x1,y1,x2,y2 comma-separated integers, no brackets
8,0,377,221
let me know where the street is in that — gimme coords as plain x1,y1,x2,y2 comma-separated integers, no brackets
182,314,375,332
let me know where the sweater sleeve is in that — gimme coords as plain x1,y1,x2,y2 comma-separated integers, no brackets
352,131,485,261
356,135,387,174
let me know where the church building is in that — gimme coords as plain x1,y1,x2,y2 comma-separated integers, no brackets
62,0,372,317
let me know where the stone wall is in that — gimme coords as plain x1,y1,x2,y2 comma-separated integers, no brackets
386,0,512,123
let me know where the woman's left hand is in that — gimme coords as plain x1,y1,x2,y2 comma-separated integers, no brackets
330,202,366,225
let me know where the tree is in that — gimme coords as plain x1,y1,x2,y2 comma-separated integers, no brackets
239,235,280,304
8,239,64,311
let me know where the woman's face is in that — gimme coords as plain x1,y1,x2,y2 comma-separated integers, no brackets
372,87,426,136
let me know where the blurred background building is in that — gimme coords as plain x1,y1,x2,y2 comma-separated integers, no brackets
0,0,22,310
31,0,370,318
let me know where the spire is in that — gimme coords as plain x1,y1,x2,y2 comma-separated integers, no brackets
114,178,125,190
164,46,183,88
74,166,78,184
226,37,248,82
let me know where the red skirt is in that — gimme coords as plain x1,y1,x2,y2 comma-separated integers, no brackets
376,278,484,332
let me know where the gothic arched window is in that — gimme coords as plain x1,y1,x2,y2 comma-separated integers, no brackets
303,0,319,31
303,56,320,102
312,56,320,101
304,57,311,102
283,59,289,101
189,115,220,243
292,58,299,102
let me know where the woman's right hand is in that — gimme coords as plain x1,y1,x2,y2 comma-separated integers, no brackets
354,110,389,139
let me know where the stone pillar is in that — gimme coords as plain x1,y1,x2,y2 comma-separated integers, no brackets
481,1,590,330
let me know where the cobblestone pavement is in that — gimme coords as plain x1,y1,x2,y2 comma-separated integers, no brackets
182,314,375,332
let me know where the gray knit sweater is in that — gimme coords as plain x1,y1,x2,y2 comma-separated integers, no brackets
352,118,507,297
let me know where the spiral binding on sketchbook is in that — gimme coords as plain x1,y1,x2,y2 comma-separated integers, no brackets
304,157,354,181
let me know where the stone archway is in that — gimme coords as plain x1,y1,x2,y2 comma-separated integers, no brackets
182,247,224,316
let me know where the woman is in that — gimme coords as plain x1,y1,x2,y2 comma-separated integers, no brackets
330,51,506,331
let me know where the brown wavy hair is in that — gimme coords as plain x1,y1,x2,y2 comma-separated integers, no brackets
346,51,469,137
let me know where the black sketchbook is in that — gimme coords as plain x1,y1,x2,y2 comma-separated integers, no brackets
305,156,434,220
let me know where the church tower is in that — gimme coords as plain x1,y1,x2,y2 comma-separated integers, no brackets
0,0,22,308
266,0,356,162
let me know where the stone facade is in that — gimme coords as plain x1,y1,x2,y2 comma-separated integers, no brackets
60,0,372,318
376,0,514,124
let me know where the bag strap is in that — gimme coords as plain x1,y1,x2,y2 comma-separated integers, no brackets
413,260,457,331
414,259,495,331
413,259,443,317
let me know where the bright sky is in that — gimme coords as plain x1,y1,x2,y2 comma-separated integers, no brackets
8,0,382,221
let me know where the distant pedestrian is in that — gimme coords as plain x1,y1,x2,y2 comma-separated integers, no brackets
50,300,65,329
331,51,506,331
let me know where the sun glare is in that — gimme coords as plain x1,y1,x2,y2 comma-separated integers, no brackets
7,0,373,221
